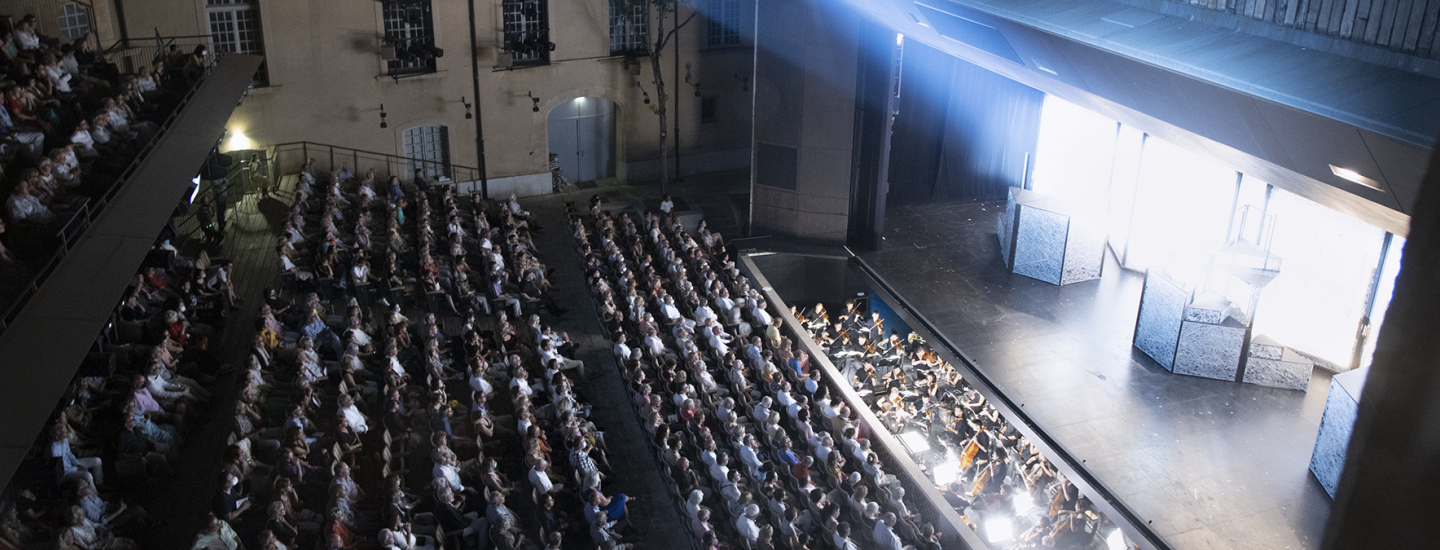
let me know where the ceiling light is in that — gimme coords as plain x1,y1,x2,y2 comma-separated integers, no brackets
1329,164,1382,190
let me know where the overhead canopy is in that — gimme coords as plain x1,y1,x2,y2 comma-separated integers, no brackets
0,54,264,486
840,0,1438,235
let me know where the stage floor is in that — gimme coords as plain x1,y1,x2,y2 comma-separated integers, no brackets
855,200,1333,550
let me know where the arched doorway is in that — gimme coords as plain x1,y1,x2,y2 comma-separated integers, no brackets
547,97,616,183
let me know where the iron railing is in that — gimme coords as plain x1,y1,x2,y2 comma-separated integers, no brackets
101,32,216,75
266,141,483,187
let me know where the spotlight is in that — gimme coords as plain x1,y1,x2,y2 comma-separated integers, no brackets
527,92,540,113
462,97,472,119
379,103,388,128
896,432,931,453
1329,164,1382,190
983,517,1014,544
1106,529,1126,550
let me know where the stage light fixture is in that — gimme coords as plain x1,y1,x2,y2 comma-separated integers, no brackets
379,104,388,128
1012,493,1036,515
1106,528,1126,550
896,432,931,453
1329,164,1382,190
930,458,960,485
983,517,1014,544
527,92,541,112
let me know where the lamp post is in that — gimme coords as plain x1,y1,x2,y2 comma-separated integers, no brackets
467,0,490,198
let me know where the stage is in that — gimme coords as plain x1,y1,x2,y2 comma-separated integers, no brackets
756,199,1335,549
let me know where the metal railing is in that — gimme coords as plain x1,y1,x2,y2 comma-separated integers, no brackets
0,54,218,334
101,32,215,75
266,142,483,187
170,141,484,241
843,255,1171,550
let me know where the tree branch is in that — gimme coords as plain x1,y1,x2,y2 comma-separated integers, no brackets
655,3,699,51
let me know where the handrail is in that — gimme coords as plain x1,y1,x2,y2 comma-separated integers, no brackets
845,254,1171,550
739,253,990,550
267,141,481,173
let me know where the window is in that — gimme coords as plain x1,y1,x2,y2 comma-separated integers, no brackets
403,125,450,179
609,1,649,55
1251,189,1386,368
383,0,438,77
700,95,718,123
57,3,90,41
502,0,550,66
207,0,267,84
706,0,740,47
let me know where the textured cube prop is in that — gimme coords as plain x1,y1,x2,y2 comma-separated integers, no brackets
1311,368,1367,498
1242,335,1313,391
998,188,1105,286
1134,272,1187,371
1172,321,1246,381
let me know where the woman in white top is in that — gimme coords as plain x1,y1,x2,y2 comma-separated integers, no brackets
12,21,39,50
296,338,324,382
136,66,158,94
71,119,100,157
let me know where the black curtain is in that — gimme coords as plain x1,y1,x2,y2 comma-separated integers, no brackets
933,59,1043,201
886,42,954,205
886,47,1043,204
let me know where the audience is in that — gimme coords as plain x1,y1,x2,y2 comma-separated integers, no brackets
0,17,190,314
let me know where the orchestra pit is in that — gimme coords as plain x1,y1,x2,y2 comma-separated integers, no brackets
1,1,1438,550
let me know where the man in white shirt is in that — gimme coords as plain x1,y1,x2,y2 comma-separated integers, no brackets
529,459,564,494
872,513,908,550
752,300,773,327
654,294,678,320
708,452,731,484
735,505,762,544
539,340,585,378
7,181,55,224
191,513,242,550
738,436,767,481
613,333,640,363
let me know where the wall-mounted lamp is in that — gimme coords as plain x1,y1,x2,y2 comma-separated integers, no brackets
1329,164,1382,190
461,97,473,119
734,73,750,92
636,81,651,104
685,63,701,97
379,103,388,128
526,92,540,113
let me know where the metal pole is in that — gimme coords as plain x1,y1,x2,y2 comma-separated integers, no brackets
673,3,681,181
468,0,489,199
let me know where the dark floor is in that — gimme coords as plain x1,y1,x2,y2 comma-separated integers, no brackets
146,179,294,548
857,200,1333,550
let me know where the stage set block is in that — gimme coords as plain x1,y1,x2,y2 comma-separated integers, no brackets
1310,367,1367,498
998,188,1105,286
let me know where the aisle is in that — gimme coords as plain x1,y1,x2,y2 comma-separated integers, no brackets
143,180,293,548
526,193,697,550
